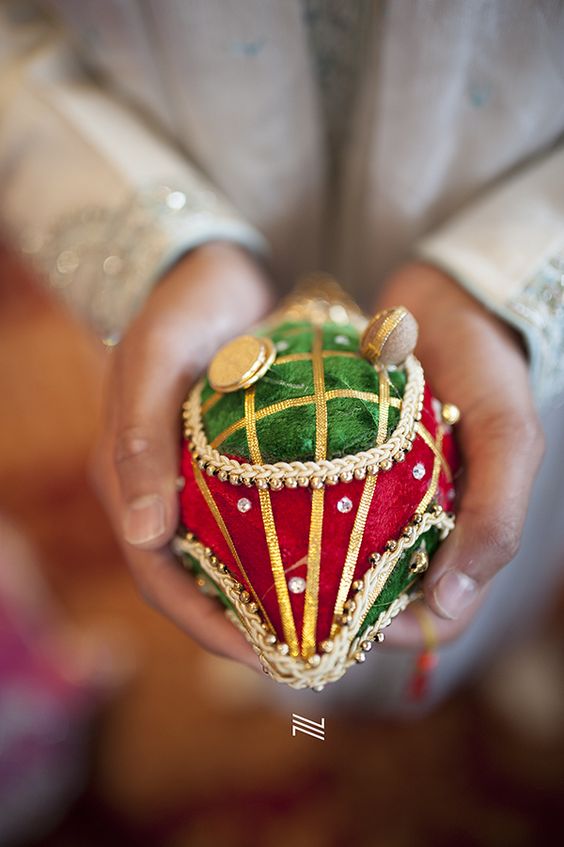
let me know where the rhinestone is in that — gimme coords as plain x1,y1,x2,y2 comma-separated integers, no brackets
337,496,353,514
56,249,79,275
412,462,426,480
102,255,123,275
288,576,306,594
166,190,187,210
276,340,289,352
237,497,252,513
334,334,350,346
102,332,120,348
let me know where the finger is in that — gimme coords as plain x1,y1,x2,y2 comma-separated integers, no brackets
96,422,260,670
130,547,261,671
382,592,486,649
112,331,189,550
424,408,544,620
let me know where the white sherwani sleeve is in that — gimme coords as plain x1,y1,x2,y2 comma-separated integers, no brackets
0,11,268,341
414,146,564,407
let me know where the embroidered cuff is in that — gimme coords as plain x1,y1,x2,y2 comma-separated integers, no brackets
20,181,269,345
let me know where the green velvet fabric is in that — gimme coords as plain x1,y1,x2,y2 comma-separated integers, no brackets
357,527,441,637
201,321,407,463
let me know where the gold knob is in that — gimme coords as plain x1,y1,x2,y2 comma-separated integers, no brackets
441,403,461,426
360,306,418,366
208,334,276,393
409,550,429,575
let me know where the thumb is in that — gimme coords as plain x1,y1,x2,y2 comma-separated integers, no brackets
111,339,188,550
424,409,543,619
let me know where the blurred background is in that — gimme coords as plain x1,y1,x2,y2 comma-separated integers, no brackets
2,247,564,847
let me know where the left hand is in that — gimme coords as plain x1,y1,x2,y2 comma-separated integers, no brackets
374,262,545,649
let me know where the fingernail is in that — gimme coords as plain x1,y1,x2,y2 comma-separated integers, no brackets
433,571,478,620
124,495,165,545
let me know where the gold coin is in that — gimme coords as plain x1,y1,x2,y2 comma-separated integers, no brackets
208,334,276,393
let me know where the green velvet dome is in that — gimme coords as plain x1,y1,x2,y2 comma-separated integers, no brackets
199,321,407,464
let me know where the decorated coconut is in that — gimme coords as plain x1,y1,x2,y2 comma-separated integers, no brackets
174,278,459,689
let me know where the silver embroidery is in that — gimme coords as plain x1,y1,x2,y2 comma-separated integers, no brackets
508,252,564,406
19,182,264,346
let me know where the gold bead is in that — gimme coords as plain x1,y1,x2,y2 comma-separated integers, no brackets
354,467,366,480
409,550,429,575
369,552,381,565
297,476,309,487
376,632,385,643
320,639,334,653
360,307,418,366
361,640,373,652
344,599,356,612
352,579,364,592
308,654,321,667
339,471,353,483
270,478,283,491
265,633,277,645
310,477,324,490
355,651,366,663
379,459,393,471
208,334,276,393
385,539,398,552
441,402,461,426
285,477,298,488
277,643,290,655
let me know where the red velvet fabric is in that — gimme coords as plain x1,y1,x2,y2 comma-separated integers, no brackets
179,384,459,649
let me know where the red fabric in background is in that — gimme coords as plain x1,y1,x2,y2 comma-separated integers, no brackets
179,384,459,649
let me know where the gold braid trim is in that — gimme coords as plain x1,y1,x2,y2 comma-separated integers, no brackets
183,354,425,489
172,507,454,690
244,387,300,656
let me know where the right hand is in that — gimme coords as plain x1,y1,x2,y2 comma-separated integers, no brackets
94,242,273,670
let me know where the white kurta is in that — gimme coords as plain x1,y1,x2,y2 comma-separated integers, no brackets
0,0,563,710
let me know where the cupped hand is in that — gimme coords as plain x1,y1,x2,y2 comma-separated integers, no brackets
375,262,544,649
94,242,273,670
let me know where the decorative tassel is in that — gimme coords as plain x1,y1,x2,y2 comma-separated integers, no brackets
407,604,439,702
